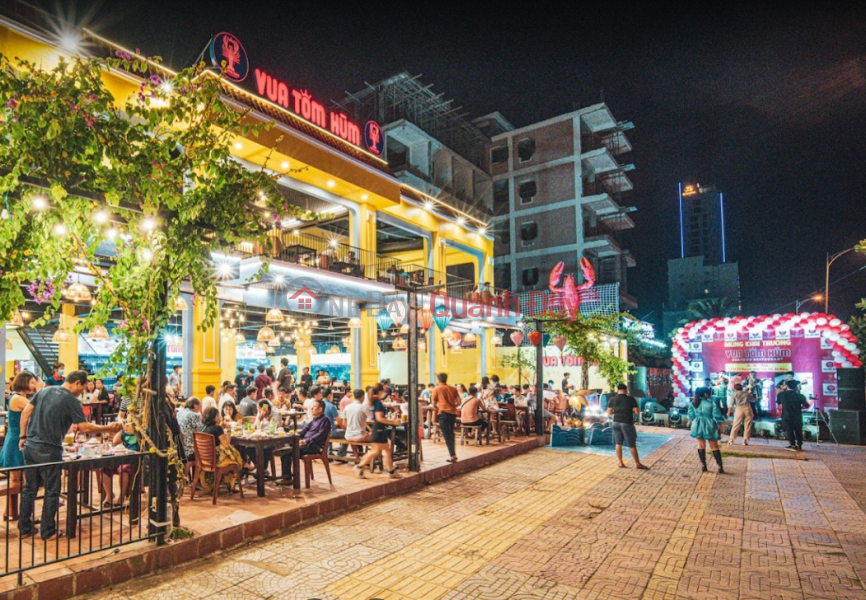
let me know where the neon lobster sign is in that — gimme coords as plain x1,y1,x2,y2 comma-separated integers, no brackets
254,69,361,147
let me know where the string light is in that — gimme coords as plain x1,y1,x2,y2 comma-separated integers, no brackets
53,223,67,236
31,196,47,211
93,211,109,225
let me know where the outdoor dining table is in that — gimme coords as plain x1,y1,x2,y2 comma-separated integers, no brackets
81,400,108,424
231,432,300,495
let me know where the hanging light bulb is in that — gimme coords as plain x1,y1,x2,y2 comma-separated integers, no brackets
87,324,109,340
418,339,427,352
9,311,24,327
326,344,341,354
66,281,92,302
463,332,477,343
268,337,281,347
256,326,276,342
392,336,407,350
266,345,275,354
328,322,335,331
174,296,189,311
255,341,267,351
441,328,454,340
348,316,362,328
52,327,72,343
399,323,409,334
266,307,284,322
309,346,317,355
491,333,503,346
234,331,246,343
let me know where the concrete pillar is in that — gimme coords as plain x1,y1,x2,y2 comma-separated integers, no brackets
58,304,78,371
181,295,193,398
359,310,379,387
0,323,7,409
190,298,221,399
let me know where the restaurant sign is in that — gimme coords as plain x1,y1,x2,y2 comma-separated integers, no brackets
210,32,380,153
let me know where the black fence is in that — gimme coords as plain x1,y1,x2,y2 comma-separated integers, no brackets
1,451,157,584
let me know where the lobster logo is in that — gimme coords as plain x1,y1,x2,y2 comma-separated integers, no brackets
210,32,249,82
549,258,595,321
363,120,384,156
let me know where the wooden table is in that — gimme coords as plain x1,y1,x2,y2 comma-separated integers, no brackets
81,401,108,424
283,244,315,264
231,434,300,495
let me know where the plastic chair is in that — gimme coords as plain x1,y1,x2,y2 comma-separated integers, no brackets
302,431,332,489
190,432,243,504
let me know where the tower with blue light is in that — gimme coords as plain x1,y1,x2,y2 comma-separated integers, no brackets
677,182,727,265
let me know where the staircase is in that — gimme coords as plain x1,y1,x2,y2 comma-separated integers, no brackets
16,327,60,375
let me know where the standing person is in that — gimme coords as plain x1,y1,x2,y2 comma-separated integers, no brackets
561,372,571,393
234,366,249,393
344,389,370,443
218,384,236,411
202,385,217,412
167,365,182,395
606,383,648,470
688,387,726,473
431,373,460,463
0,371,39,520
44,362,65,386
253,365,272,400
746,372,763,420
727,383,754,446
18,371,121,539
277,357,294,392
778,380,810,451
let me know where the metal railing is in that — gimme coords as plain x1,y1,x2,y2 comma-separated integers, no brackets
1,451,156,584
236,230,401,283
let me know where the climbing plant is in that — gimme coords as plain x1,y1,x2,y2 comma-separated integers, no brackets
546,312,635,391
0,51,311,426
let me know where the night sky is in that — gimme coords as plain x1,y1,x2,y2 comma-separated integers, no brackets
29,2,866,325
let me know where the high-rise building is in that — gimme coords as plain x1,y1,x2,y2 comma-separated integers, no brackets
679,183,726,265
664,182,740,334
336,73,638,310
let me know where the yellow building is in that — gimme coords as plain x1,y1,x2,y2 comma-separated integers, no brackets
0,16,522,397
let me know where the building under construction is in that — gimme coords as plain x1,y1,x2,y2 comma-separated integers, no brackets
335,73,639,309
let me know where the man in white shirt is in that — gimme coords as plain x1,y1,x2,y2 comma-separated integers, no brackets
344,389,370,442
217,384,236,412
167,365,182,393
200,385,217,412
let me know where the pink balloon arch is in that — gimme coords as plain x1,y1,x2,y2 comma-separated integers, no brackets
671,313,862,409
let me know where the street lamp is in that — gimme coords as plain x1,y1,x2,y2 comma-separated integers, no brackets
825,247,858,313
795,294,823,312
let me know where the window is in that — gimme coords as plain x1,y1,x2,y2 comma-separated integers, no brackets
493,180,509,214
499,228,511,246
498,268,512,291
517,138,536,162
518,180,537,204
491,146,509,164
520,221,538,247
522,267,539,287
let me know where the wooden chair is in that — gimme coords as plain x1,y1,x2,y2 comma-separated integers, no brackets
190,432,244,504
302,431,333,489
461,425,484,446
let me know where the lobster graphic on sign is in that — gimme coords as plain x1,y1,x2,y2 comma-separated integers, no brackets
549,258,596,321
209,32,249,83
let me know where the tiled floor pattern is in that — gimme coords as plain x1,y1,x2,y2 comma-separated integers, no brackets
83,432,866,600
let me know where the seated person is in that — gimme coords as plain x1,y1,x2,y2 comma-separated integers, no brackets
460,386,488,435
101,423,140,508
344,389,371,443
221,400,245,427
200,407,251,492
278,399,330,485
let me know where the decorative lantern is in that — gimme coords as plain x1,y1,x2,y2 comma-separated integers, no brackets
528,330,543,347
552,335,567,351
418,309,434,331
268,337,281,347
451,345,463,354
449,331,463,345
433,312,452,332
256,326,276,342
463,332,477,344
174,296,188,311
510,331,524,346
9,311,25,327
387,299,406,326
234,331,246,343
399,323,409,334
491,333,503,346
418,338,428,352
66,281,92,302
255,341,267,352
309,346,317,355
266,307,284,322
392,336,407,350
375,309,393,332
5,338,12,350
266,346,275,354
326,344,341,354
52,327,72,343
441,328,454,340
348,316,362,329
88,324,109,340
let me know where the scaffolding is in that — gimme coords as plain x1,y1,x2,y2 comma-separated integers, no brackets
333,72,491,169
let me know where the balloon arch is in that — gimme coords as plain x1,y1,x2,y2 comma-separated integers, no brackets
671,313,862,406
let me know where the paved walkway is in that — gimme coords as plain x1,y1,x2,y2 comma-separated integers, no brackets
83,431,866,600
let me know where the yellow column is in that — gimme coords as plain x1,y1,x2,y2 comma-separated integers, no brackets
58,304,78,370
359,311,379,387
295,331,312,376
220,332,237,386
191,299,221,399
431,231,448,377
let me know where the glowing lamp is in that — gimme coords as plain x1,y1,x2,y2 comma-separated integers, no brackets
256,326,276,342
87,324,109,340
266,307,285,322
528,330,543,347
52,327,72,343
234,332,246,343
174,296,189,311
348,317,362,329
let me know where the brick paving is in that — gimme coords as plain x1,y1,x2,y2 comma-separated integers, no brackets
81,431,866,600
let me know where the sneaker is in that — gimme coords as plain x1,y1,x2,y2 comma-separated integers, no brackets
785,445,796,450
353,465,366,479
388,469,402,479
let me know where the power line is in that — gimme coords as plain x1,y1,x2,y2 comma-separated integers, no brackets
767,264,866,314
